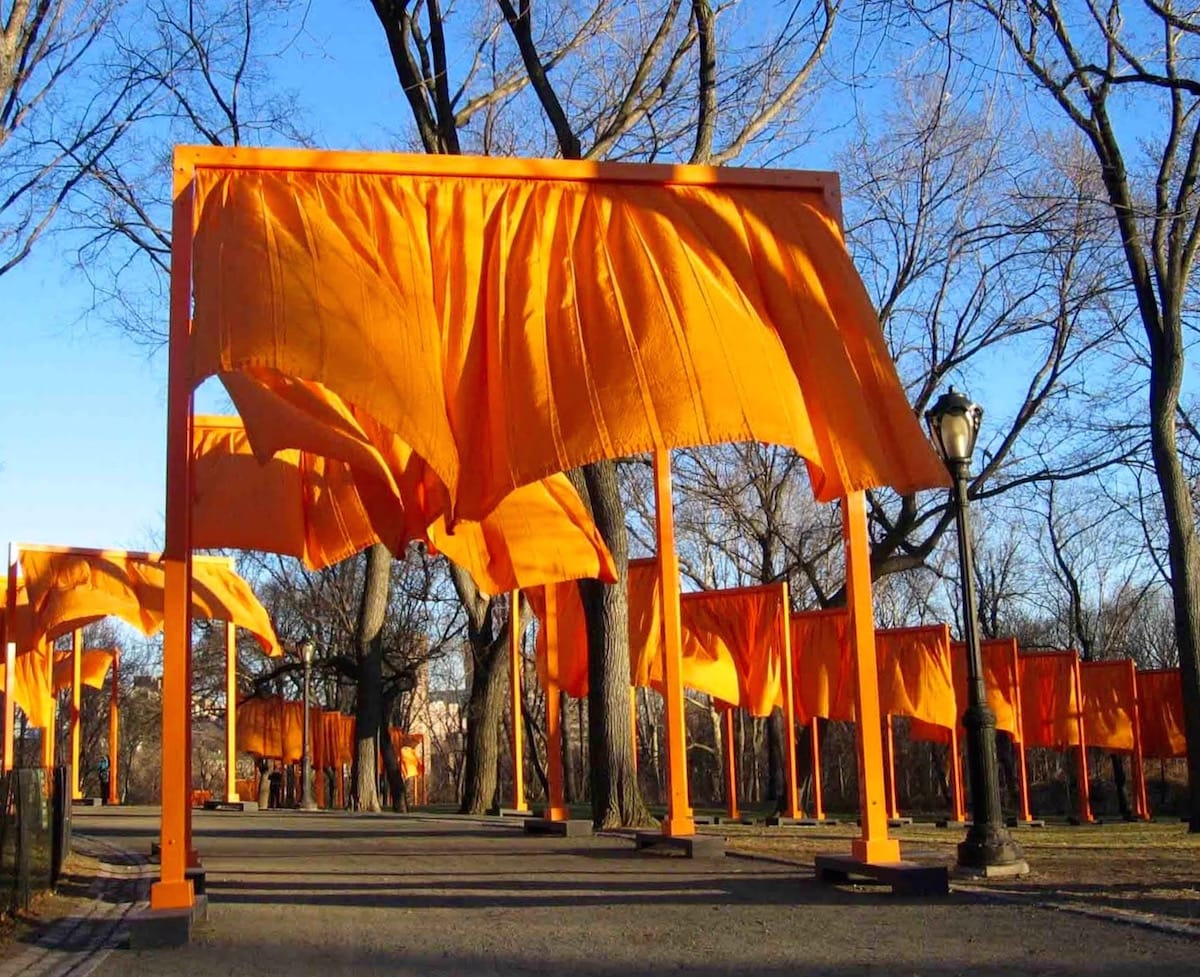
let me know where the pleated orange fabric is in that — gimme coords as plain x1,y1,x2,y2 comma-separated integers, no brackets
1019,651,1082,748
209,373,617,592
193,417,377,569
236,697,305,761
387,729,425,779
527,580,589,699
51,649,116,692
790,609,855,723
1080,659,1137,752
909,639,1021,744
676,586,787,715
18,550,282,657
874,626,956,728
235,697,284,759
187,151,949,521
0,647,53,729
530,560,777,705
1137,668,1187,759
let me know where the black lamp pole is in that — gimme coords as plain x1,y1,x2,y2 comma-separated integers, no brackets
299,638,317,811
926,388,1027,875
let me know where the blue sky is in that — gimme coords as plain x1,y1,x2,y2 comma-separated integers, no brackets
0,3,400,553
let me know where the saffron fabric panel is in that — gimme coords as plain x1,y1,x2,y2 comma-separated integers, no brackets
51,649,116,692
188,155,949,521
676,586,786,716
530,561,779,707
236,697,306,762
193,417,377,569
1019,652,1082,748
874,626,956,729
1137,669,1186,759
18,550,282,657
790,609,855,723
210,374,617,592
0,650,53,729
1080,659,1137,752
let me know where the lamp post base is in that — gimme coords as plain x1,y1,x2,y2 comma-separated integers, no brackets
956,823,1025,872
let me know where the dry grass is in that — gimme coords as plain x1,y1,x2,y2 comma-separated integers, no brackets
0,852,104,954
717,819,1200,930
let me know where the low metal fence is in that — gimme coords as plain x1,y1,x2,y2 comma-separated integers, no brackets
0,766,72,915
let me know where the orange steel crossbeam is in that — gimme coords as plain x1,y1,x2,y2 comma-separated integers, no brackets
654,449,694,838
843,492,900,864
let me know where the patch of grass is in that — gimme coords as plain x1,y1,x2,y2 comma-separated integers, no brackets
720,820,1200,929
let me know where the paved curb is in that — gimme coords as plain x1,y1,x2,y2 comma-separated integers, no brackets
726,848,1199,940
0,835,155,977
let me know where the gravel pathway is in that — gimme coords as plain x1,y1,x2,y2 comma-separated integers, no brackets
59,808,1198,977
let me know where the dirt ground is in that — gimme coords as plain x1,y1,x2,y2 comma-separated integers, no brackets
46,808,1198,977
721,819,1200,932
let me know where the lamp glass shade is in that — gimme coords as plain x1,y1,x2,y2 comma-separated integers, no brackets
924,388,982,465
299,639,315,665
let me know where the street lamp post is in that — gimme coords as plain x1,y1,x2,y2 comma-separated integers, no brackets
299,638,318,812
925,388,1027,876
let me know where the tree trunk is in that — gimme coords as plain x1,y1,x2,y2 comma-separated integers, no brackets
1148,344,1200,832
459,631,508,813
766,709,785,811
1110,754,1131,821
379,730,408,813
354,543,391,813
576,460,654,828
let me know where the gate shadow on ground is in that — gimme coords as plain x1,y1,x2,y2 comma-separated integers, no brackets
203,872,972,911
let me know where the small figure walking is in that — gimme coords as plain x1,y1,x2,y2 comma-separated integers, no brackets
95,755,111,804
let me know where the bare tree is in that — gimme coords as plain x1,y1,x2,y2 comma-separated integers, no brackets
0,0,147,278
369,0,840,828
904,0,1200,832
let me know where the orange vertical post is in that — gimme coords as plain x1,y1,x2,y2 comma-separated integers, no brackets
948,724,966,822
780,582,802,819
1072,654,1094,823
40,638,55,769
653,449,694,838
71,629,83,799
1128,660,1150,819
224,621,238,804
1009,643,1033,822
810,718,825,822
508,590,527,812
843,492,900,864
542,585,568,821
882,716,898,820
151,156,197,911
723,707,739,821
108,650,120,805
2,544,15,772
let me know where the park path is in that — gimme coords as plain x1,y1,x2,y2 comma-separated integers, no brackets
50,808,1197,976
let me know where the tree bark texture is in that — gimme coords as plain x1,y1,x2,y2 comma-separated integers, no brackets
1148,351,1200,831
577,460,654,828
353,543,391,813
458,631,508,813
